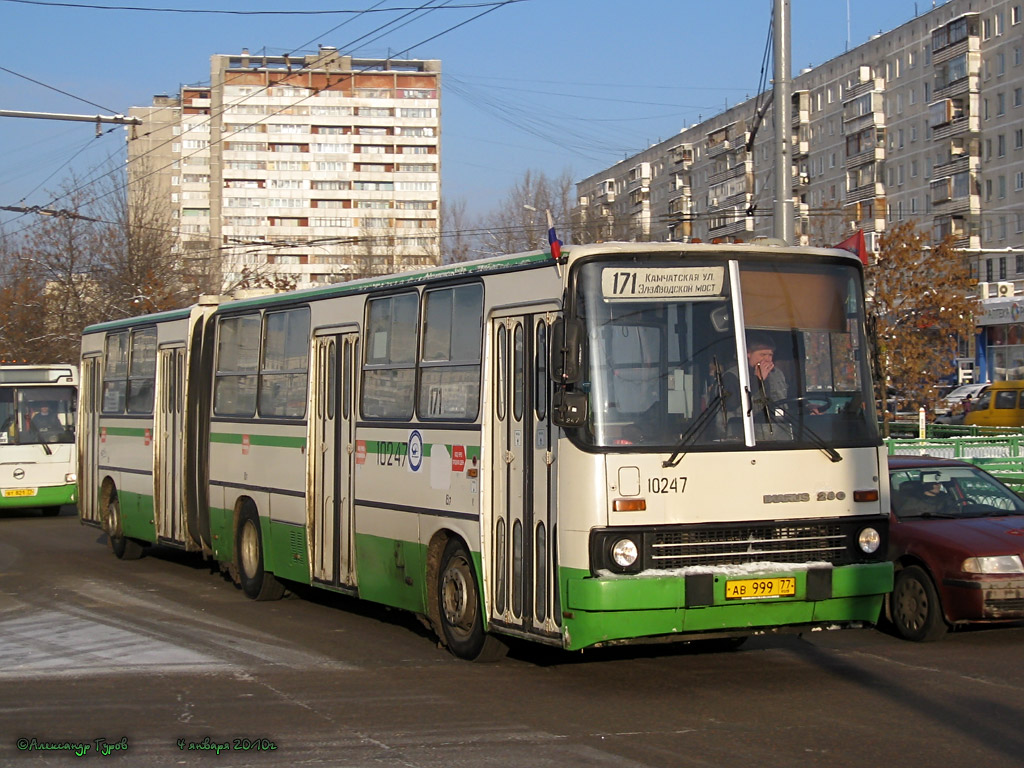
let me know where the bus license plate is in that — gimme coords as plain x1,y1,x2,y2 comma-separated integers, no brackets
3,488,37,498
725,577,796,600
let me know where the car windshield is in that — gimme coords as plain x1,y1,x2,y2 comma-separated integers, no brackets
890,465,1024,519
573,256,879,451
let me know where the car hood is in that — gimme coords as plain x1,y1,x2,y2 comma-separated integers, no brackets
895,514,1024,556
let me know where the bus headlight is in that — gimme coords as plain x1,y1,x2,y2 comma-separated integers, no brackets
65,473,77,483
857,527,881,554
610,538,639,568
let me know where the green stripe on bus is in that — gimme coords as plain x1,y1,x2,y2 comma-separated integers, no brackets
103,427,149,437
210,432,306,449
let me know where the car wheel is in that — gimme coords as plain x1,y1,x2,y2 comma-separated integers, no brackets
891,565,947,642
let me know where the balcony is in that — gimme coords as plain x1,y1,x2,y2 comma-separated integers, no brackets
845,147,885,168
931,113,979,142
707,162,748,187
708,215,754,238
932,196,976,215
844,182,884,206
843,112,885,134
932,154,971,178
931,37,973,66
706,139,731,159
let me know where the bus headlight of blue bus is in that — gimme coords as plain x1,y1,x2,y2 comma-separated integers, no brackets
610,538,639,568
858,527,881,554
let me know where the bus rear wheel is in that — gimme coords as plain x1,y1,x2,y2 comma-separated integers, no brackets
106,493,143,560
437,539,506,662
236,506,285,601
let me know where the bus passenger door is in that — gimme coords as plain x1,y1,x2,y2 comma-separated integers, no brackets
311,332,358,588
155,347,185,543
490,313,557,638
78,355,102,525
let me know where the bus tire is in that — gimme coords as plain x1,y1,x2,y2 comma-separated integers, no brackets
437,538,507,662
236,506,285,601
891,565,947,642
106,493,143,561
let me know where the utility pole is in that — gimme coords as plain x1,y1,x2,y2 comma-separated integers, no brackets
772,0,794,244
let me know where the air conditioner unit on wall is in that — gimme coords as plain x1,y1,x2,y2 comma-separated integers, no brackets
978,281,990,298
997,281,1015,297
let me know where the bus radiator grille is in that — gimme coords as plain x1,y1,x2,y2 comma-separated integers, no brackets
650,522,849,568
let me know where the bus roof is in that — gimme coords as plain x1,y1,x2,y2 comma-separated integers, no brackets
80,241,863,329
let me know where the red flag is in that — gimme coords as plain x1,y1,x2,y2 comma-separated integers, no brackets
835,229,868,265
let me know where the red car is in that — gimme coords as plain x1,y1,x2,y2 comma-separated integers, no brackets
887,456,1024,641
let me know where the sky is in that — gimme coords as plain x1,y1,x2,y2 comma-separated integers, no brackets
0,0,944,231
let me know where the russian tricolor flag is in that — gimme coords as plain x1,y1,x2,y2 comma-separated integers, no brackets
546,210,562,260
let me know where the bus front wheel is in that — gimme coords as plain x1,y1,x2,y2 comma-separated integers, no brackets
236,506,285,601
437,539,506,662
106,493,142,561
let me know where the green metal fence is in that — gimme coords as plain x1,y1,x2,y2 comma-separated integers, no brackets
883,424,1024,490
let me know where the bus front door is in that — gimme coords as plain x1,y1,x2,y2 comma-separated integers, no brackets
155,347,185,543
490,313,559,641
311,332,358,589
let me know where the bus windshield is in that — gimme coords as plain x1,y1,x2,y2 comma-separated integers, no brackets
575,256,879,451
0,386,77,446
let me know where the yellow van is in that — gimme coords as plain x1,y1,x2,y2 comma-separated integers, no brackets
964,380,1024,427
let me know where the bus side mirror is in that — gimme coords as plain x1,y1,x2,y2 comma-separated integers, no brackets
551,389,588,428
549,318,584,384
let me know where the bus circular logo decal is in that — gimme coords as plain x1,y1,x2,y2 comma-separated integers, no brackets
408,430,423,472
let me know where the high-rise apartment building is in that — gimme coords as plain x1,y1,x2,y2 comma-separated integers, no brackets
128,49,441,292
577,0,1023,268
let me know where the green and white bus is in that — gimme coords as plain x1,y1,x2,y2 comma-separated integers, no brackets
0,364,78,515
78,242,892,659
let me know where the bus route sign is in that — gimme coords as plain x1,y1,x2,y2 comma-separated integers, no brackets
602,267,725,301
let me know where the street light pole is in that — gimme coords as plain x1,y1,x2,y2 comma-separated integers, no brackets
772,0,794,244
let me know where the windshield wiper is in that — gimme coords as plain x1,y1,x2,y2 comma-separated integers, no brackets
759,395,843,463
663,356,732,468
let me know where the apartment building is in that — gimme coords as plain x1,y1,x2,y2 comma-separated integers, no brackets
128,49,441,291
577,0,1023,264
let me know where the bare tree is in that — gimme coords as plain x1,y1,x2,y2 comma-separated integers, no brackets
15,181,106,362
478,168,576,257
441,196,475,264
94,162,193,316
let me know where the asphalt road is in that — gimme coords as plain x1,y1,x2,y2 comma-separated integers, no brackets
2,507,1023,767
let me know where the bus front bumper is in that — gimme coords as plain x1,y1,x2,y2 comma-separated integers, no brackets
561,561,893,650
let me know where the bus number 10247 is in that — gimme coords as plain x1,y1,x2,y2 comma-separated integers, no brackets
648,477,686,493
376,441,407,467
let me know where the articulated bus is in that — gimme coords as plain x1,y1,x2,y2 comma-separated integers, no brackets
78,243,892,660
0,364,78,515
